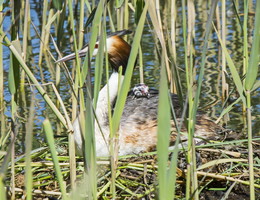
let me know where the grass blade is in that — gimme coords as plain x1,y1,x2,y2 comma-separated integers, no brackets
111,2,148,138
244,1,260,199
156,57,172,199
43,119,68,200
245,1,260,91
24,97,35,200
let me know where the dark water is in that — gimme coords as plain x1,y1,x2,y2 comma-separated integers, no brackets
2,0,259,152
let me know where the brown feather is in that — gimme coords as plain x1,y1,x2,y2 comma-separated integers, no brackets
107,36,131,74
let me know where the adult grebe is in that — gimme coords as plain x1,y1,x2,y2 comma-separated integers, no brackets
57,30,225,157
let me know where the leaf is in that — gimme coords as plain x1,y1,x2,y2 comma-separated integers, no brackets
197,159,247,171
135,0,144,24
245,0,260,90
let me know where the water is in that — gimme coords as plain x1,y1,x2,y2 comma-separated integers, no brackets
1,0,259,152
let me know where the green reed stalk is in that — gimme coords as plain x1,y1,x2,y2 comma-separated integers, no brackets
38,0,48,65
9,2,21,198
180,0,192,198
78,0,85,50
24,98,35,200
0,122,18,199
91,0,95,9
93,16,105,108
0,176,6,200
21,0,30,104
241,0,249,127
84,89,97,200
186,0,199,199
245,91,255,200
169,0,183,96
170,0,177,64
215,3,221,98
55,2,67,47
43,119,69,200
244,1,260,198
124,1,129,30
109,2,126,197
104,32,116,198
110,3,148,198
10,127,15,200
83,11,107,200
0,120,17,200
146,1,182,198
111,2,148,147
67,0,83,188
156,53,174,200
221,0,229,123
107,3,115,31
44,10,54,53
138,46,144,83
55,59,61,135
107,44,118,200
186,1,218,199
243,0,249,77
155,1,172,85
135,0,144,84
0,3,4,140
83,1,107,198
81,1,105,82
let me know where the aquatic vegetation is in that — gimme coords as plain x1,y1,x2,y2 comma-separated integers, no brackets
0,0,259,199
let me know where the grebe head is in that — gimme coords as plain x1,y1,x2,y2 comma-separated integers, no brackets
56,30,132,75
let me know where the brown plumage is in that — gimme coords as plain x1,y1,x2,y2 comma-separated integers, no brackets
107,36,131,74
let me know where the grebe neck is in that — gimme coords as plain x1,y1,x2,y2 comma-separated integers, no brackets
94,72,124,156
96,72,124,125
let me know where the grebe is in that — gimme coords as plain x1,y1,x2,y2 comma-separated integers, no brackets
57,30,224,157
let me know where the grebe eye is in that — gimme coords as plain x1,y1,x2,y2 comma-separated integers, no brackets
95,44,99,49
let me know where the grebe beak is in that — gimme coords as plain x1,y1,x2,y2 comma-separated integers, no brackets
56,30,132,63
55,44,98,63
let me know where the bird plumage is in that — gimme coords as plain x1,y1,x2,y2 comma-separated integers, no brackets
57,30,225,157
